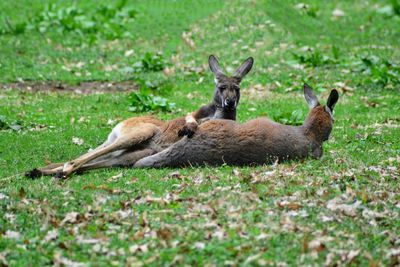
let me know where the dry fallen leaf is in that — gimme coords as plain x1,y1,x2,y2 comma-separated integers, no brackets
78,117,86,123
334,81,354,95
387,248,400,261
61,212,80,225
107,119,116,125
43,229,58,243
53,251,86,267
308,236,334,252
168,171,182,179
163,67,175,77
194,242,205,250
276,201,302,210
72,137,84,146
326,197,361,217
110,173,123,181
124,50,134,57
129,244,149,254
345,250,360,264
295,3,308,10
3,230,21,240
244,254,262,265
19,187,26,198
332,8,345,17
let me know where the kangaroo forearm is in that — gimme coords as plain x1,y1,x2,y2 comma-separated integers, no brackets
183,105,211,126
184,113,197,124
191,103,216,122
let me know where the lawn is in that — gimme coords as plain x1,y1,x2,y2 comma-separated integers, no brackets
0,0,399,266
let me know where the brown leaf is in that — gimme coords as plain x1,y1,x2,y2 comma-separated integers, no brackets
129,244,149,254
157,228,172,241
326,197,361,217
3,230,21,240
18,187,26,198
308,236,333,252
83,184,124,194
301,236,309,253
107,173,123,182
276,201,302,210
345,250,360,264
163,67,175,77
72,137,84,146
58,242,69,250
43,229,58,243
140,212,148,227
61,212,80,225
53,251,85,267
168,171,182,179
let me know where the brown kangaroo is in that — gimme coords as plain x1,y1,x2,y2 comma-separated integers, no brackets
134,84,339,168
26,55,253,178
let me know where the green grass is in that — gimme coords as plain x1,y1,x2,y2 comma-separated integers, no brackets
1,0,400,266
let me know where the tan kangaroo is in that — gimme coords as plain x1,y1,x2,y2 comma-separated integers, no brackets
134,84,339,168
26,55,254,178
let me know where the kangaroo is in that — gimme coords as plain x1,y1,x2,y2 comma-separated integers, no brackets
134,84,339,168
26,55,253,178
178,55,253,137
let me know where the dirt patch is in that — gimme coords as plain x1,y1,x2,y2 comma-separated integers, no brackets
0,81,138,94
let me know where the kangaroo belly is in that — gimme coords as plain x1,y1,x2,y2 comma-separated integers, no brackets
134,119,317,168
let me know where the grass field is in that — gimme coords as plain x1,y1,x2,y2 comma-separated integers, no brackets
1,0,399,266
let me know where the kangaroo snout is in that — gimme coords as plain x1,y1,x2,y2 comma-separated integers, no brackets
223,98,236,109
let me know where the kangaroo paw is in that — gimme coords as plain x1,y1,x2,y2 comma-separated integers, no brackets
178,122,197,138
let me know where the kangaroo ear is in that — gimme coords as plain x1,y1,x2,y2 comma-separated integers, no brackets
209,55,224,78
327,89,339,111
303,83,319,108
233,57,254,80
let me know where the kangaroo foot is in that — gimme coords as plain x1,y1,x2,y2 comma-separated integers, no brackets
25,168,42,179
61,161,79,176
54,171,68,179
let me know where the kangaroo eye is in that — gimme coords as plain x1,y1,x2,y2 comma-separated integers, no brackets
219,86,227,91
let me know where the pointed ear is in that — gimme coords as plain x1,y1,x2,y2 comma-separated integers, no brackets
209,55,224,78
327,89,339,111
233,57,254,80
303,83,319,109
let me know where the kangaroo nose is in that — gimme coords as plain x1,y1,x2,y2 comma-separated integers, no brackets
224,99,236,109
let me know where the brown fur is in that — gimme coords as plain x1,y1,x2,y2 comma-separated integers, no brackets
134,85,339,168
25,55,253,178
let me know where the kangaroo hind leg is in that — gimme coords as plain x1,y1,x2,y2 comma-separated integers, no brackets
134,136,189,168
77,148,156,172
60,123,159,177
25,125,124,178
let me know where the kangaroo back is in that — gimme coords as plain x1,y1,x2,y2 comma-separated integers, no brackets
135,119,308,167
135,84,339,168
